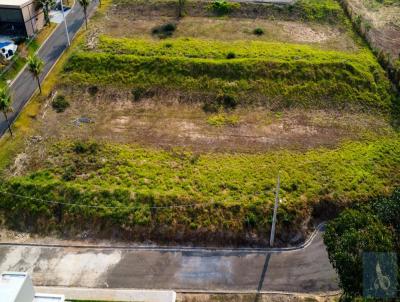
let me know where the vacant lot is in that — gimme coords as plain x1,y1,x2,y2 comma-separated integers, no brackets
0,0,398,246
341,0,400,60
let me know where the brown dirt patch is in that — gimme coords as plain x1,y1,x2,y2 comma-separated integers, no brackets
98,13,359,52
33,87,393,153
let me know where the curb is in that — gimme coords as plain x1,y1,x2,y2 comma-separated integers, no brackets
0,223,326,254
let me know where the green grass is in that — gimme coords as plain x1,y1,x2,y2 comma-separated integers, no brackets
97,36,362,59
1,137,400,243
63,37,392,111
207,113,239,126
114,0,347,24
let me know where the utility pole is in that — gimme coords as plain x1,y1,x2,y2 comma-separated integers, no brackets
60,0,71,47
269,173,280,247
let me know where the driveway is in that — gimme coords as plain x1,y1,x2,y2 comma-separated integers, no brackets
0,227,338,293
0,1,97,137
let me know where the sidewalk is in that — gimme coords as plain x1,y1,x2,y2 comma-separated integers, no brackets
36,287,176,302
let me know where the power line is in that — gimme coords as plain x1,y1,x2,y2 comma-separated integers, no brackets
0,190,220,210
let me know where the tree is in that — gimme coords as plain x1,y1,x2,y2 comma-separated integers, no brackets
38,0,55,26
0,87,13,137
178,0,185,18
324,209,395,299
27,55,44,94
78,0,91,30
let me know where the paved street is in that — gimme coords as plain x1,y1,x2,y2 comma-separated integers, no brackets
0,1,97,137
0,227,338,293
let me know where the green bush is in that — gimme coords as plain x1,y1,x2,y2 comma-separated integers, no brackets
202,93,237,112
253,28,264,36
51,95,70,113
208,0,240,16
72,141,99,154
226,52,236,59
152,23,177,38
131,86,154,101
88,86,98,96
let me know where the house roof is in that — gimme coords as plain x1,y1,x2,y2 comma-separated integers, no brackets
0,0,33,8
0,272,29,302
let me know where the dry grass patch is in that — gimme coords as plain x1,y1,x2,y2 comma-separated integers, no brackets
28,87,396,153
99,15,359,52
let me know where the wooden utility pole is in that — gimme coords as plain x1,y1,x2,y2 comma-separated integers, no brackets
269,173,280,247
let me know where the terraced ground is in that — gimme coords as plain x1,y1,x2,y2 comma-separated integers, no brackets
0,0,399,246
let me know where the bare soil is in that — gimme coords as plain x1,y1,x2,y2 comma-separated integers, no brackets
31,87,393,154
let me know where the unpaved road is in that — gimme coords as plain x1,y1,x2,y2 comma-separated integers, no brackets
0,228,338,293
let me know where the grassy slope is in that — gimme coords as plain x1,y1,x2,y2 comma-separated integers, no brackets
64,37,392,110
1,137,400,243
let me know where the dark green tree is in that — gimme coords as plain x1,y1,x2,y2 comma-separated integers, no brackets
324,209,395,299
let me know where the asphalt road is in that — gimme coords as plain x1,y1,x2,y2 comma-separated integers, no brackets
0,227,338,293
0,1,97,137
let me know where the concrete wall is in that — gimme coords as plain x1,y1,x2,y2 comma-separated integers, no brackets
21,2,44,36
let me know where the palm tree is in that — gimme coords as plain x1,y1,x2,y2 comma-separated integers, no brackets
27,55,44,94
38,0,55,26
0,87,13,137
78,0,91,30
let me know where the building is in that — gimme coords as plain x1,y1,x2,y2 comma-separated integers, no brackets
0,272,65,302
0,0,45,37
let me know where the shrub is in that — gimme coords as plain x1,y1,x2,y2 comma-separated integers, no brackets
226,52,236,59
88,86,98,96
72,141,99,154
208,0,240,16
253,28,264,36
217,93,238,109
51,95,70,113
131,86,155,101
62,165,76,181
202,93,238,112
152,23,176,38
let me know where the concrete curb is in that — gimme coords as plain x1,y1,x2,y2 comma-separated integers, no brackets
35,286,177,302
35,286,340,300
0,223,325,254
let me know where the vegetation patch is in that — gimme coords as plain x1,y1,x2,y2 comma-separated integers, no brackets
113,0,348,24
152,22,177,38
64,37,392,111
51,95,70,113
207,0,240,16
1,137,400,244
324,188,400,299
207,113,239,126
